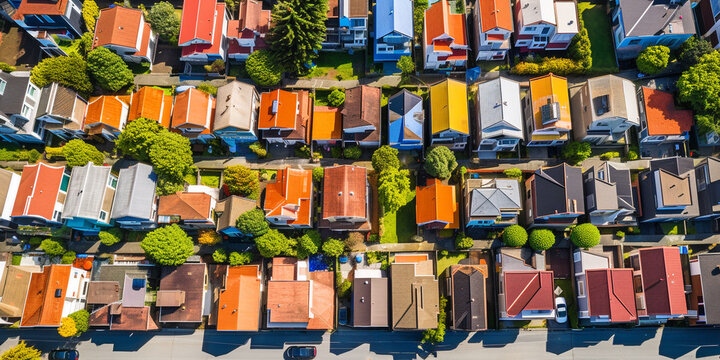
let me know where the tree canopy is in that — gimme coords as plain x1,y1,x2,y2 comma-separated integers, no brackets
636,45,670,74
378,167,411,213
246,50,283,87
62,139,104,168
224,165,260,199
296,231,322,259
229,251,253,266
502,225,528,247
148,131,195,194
98,228,121,246
1,341,41,360
58,317,77,337
254,229,292,258
87,47,134,92
82,0,99,32
40,238,66,256
30,54,93,96
267,0,328,74
371,145,400,173
678,36,713,70
528,229,556,251
561,141,591,165
140,224,194,265
397,56,415,81
68,309,89,336
147,1,181,43
568,18,591,70
678,51,720,135
116,118,165,161
236,208,269,237
328,89,345,107
570,223,600,249
322,238,345,258
423,146,458,180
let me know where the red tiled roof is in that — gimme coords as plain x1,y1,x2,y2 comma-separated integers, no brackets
263,167,312,227
85,95,129,132
504,271,554,317
642,87,693,137
93,6,143,50
415,178,459,229
272,257,297,281
157,192,212,220
586,268,637,322
179,0,217,45
322,165,367,220
266,280,310,323
234,0,270,35
479,0,513,32
171,88,215,133
258,89,298,130
134,22,153,58
217,265,261,331
14,0,68,19
307,271,334,330
129,86,173,128
11,163,65,221
111,306,159,331
20,265,72,327
180,3,227,56
639,247,688,316
425,0,467,46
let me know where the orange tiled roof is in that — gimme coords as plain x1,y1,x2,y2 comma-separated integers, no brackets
171,88,215,133
479,0,513,32
415,178,459,229
425,0,467,47
11,163,66,221
20,265,72,327
642,87,693,137
307,271,334,330
93,6,143,50
258,89,298,130
266,280,311,323
180,2,227,57
129,87,173,128
13,0,68,19
157,192,212,220
263,167,312,227
85,95,129,132
312,106,342,141
217,265,261,331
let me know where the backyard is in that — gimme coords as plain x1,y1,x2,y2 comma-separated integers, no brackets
380,185,417,243
578,1,618,73
303,51,365,80
436,251,469,276
555,279,579,329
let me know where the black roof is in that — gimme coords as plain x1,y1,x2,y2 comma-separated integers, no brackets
451,266,486,331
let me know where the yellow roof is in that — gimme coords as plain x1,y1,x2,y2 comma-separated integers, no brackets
531,133,568,142
528,73,572,133
430,79,469,135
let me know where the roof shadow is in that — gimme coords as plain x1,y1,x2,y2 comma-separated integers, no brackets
658,328,720,359
329,329,426,360
200,329,250,356
612,327,658,346
468,329,519,347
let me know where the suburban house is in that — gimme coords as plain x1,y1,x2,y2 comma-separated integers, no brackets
213,81,260,151
263,167,313,229
573,247,637,324
525,163,584,227
84,95,130,140
265,257,334,329
638,157,699,223
226,0,270,62
637,87,693,158
323,0,368,49
11,163,69,227
446,264,488,331
415,178,459,230
474,0,513,60
611,0,694,61
311,106,342,147
178,0,229,66
215,196,256,239
61,164,117,234
523,73,571,150
387,90,424,151
216,265,262,331
342,85,381,147
11,0,84,56
0,168,20,230
171,88,216,142
128,86,173,129
319,165,370,232
373,0,413,68
157,263,207,324
353,270,388,328
582,162,637,227
157,190,216,229
87,270,159,331
0,70,43,144
688,253,720,325
423,0,468,70
110,163,157,230
571,75,640,145
513,0,578,51
36,83,87,143
20,264,89,327
474,77,523,157
695,157,720,225
696,0,720,49
93,6,157,66
391,253,439,330
0,264,41,321
429,79,469,150
496,248,555,321
464,177,521,230
258,89,311,145
625,247,688,323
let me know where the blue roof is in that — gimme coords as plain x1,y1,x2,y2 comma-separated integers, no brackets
388,90,424,146
375,0,413,39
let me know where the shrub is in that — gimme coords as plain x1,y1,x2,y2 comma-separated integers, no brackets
140,224,194,266
212,248,227,263
29,237,42,246
62,139,104,168
295,145,311,158
229,251,253,266
40,238,65,256
328,89,345,107
82,0,99,32
322,238,345,258
236,208,269,237
528,229,556,251
68,309,89,335
344,232,365,251
569,18,591,70
616,230,626,238
503,168,522,179
397,55,415,81
343,146,362,160
196,83,218,97
61,251,76,264
57,317,77,337
455,232,473,250
570,223,600,249
0,62,16,72
45,146,64,160
312,167,324,183
1,341,42,360
30,54,92,96
562,141,592,165
636,46,670,74
421,296,447,344
224,165,259,199
249,141,267,158
203,59,225,74
296,231,321,259
87,47,134,92
502,225,527,247
98,228,121,246
371,146,400,172
337,278,352,299
246,50,282,87
198,229,221,245
599,151,620,160
626,150,639,161
424,146,457,180
511,57,583,76
27,149,40,164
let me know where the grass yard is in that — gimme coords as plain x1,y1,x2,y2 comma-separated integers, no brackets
200,171,221,188
380,187,417,243
436,251,468,276
578,1,618,73
303,51,365,80
151,86,174,96
555,279,579,329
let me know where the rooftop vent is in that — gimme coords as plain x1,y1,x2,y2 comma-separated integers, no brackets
54,289,62,298
271,100,279,114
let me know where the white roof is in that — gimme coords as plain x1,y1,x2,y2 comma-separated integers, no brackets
520,0,555,25
554,1,578,33
477,78,524,140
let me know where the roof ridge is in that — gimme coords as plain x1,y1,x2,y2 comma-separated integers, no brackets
608,269,635,320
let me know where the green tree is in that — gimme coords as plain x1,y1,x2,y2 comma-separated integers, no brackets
204,59,225,74
140,224,194,265
678,36,713,70
246,50,283,86
147,1,180,43
267,0,328,74
413,0,428,43
561,141,592,165
156,178,185,196
455,232,473,250
224,165,259,199
254,229,292,258
570,223,601,249
503,168,523,179
68,309,89,336
502,225,528,247
61,251,76,264
82,0,99,32
568,18,591,70
312,167,324,183
423,146,457,180
62,139,104,168
371,145,400,172
296,230,322,259
343,145,362,160
212,248,228,263
0,341,42,360
116,117,164,161
322,238,345,258
236,208,269,237
98,228,121,246
196,83,218,96
528,229,555,251
328,89,345,107
0,63,16,72
229,251,253,266
378,167,411,213
87,47,134,92
678,52,720,134
149,131,195,193
73,32,94,59
40,238,65,256
397,55,415,81
30,54,93,96
636,45,670,74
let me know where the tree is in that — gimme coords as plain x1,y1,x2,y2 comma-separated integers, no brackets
568,18,591,70
502,225,528,247
212,248,227,263
343,146,362,160
68,309,89,336
322,238,345,258
149,131,195,192
62,139,104,168
267,0,328,74
40,238,65,256
561,141,591,165
503,168,523,179
204,59,225,74
421,296,447,345
198,229,221,245
236,208,269,237
678,52,720,134
328,89,345,107
296,230,321,259
678,36,713,70
1,341,41,360
378,167,411,213
58,317,77,337
73,32,94,59
98,228,122,246
87,47,134,92
116,118,164,161
224,165,259,199
82,0,99,32
371,145,400,172
147,1,180,43
30,54,92,96
140,224,194,265
413,0,428,43
61,251,76,264
423,146,457,180
455,232,473,250
397,55,415,81
229,251,253,266
246,50,283,87
344,232,365,251
312,167,324,183
254,229,292,258
156,178,185,196
0,63,16,72
570,223,600,249
636,45,670,74
528,229,556,251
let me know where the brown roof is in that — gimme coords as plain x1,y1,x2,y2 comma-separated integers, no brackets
89,304,111,327
307,271,334,330
86,281,120,305
111,306,159,331
237,0,270,34
342,86,381,137
157,192,213,221
322,165,367,219
266,280,311,323
93,6,143,50
156,290,185,307
14,0,68,18
391,262,439,330
271,257,297,281
215,195,256,231
158,264,206,323
348,0,368,17
327,0,339,17
0,266,40,318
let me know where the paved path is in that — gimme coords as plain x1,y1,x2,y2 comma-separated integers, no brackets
283,75,402,89
133,74,233,88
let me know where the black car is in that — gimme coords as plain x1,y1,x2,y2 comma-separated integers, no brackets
286,346,316,359
49,349,79,360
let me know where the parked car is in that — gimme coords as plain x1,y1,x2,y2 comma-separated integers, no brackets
555,297,567,324
286,346,317,360
49,349,79,360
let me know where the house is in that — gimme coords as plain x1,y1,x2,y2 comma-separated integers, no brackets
0,264,41,322
696,0,720,49
217,265,262,331
571,75,640,145
265,257,334,329
213,81,260,151
525,163,584,227
373,0,413,67
523,73,571,150
226,0,270,61
84,95,130,140
474,78,523,157
513,0,578,51
36,83,88,143
20,264,89,327
446,264,488,331
342,85,381,147
93,6,157,65
625,247,688,322
387,90,424,151
215,195,257,239
62,164,117,234
323,0,368,49
110,163,157,230
423,0,468,70
391,253,439,330
11,163,69,227
638,157,698,223
573,247,637,324
258,89,311,145
474,0,513,60
87,273,159,331
688,253,720,325
178,0,229,65
429,79,469,150
353,272,388,328
171,88,215,142
319,165,371,232
695,157,720,224
157,263,207,323
612,0,694,61
582,162,637,226
464,178,521,229
415,178,459,230
263,167,313,229
128,86,173,129
0,168,21,230
157,190,216,229
11,0,84,56
311,106,342,147
496,248,555,320
0,71,43,144
637,87,692,158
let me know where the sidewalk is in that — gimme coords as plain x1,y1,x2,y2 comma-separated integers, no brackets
134,74,233,88
283,75,402,90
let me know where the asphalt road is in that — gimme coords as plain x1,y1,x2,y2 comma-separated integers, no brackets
0,327,719,359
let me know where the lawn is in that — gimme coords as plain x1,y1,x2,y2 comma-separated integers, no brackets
151,86,174,96
380,187,417,243
578,1,619,73
555,279,579,329
303,51,365,80
200,171,221,188
436,251,468,276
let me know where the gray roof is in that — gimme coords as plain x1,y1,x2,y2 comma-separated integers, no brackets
375,0,413,39
0,71,31,115
583,162,635,212
122,275,147,308
352,277,389,327
696,157,720,217
500,248,545,272
585,75,639,125
697,253,720,325
213,81,258,132
111,163,157,221
469,179,521,217
618,0,694,37
639,157,699,221
62,164,113,221
476,78,523,141
532,163,584,218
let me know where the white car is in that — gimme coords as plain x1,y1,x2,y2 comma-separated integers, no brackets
555,297,568,324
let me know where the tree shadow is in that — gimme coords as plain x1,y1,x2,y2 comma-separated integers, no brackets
658,328,720,359
87,330,164,352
